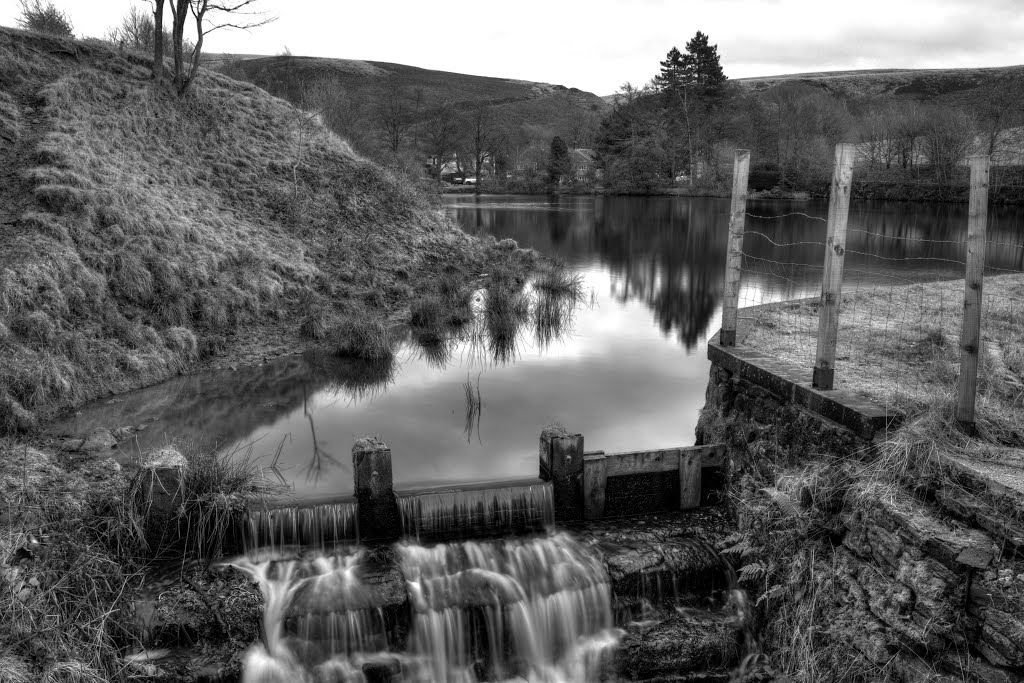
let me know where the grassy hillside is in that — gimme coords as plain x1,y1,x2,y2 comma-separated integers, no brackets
736,64,1024,104
0,27,530,433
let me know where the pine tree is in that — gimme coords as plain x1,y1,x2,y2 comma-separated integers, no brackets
547,136,571,185
656,31,726,97
655,31,728,186
683,31,727,95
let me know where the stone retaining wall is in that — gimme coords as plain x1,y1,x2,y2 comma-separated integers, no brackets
698,345,1024,681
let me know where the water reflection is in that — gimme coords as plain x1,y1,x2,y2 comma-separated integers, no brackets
54,196,1024,501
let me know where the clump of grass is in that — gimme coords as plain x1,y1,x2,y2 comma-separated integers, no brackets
11,310,57,345
485,278,530,363
163,326,198,360
410,295,445,330
131,440,285,563
534,260,584,300
299,305,332,340
0,440,145,681
331,315,395,361
34,184,89,214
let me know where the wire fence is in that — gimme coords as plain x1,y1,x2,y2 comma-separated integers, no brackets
723,149,1024,435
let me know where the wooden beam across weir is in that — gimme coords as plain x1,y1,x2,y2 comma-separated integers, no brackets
586,443,726,478
580,444,726,520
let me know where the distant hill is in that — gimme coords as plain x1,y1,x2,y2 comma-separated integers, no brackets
210,53,610,147
736,65,1024,104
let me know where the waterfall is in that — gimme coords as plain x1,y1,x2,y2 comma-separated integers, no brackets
233,532,621,682
397,480,554,540
232,551,398,683
244,500,359,552
399,533,621,682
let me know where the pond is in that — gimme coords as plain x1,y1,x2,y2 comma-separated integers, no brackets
52,195,1024,501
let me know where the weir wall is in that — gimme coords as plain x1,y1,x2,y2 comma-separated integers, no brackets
698,339,1024,681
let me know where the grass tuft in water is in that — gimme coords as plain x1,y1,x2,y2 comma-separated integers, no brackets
331,315,396,362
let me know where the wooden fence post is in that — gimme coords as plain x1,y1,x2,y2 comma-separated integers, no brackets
956,155,990,433
720,149,751,346
812,143,856,390
353,437,399,541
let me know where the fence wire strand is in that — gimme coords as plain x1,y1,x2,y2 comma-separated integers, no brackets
734,207,1024,424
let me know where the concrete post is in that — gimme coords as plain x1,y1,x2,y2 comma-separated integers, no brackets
353,437,399,541
539,428,584,521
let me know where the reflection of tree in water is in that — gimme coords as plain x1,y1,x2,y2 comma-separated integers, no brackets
448,197,1024,353
594,198,727,350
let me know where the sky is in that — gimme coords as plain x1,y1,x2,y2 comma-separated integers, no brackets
3,0,1024,95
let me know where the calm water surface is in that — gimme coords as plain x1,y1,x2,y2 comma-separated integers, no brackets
55,196,1024,500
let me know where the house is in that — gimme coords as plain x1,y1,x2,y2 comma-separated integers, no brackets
570,148,598,182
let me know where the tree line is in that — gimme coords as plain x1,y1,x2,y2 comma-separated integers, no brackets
595,31,1024,195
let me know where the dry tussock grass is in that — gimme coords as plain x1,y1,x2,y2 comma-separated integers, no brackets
0,27,512,435
0,440,144,681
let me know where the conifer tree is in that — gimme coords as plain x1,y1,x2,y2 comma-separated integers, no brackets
547,136,571,185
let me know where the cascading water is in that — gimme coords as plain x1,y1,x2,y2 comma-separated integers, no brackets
233,532,621,682
397,480,554,540
244,501,359,553
233,550,397,683
399,533,621,682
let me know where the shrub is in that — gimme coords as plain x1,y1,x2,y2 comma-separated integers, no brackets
16,0,74,37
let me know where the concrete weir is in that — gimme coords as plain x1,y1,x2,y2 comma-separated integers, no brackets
233,429,730,551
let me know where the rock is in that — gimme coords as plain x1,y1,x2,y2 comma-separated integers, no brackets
81,428,117,453
59,437,85,452
141,446,187,469
111,426,136,441
615,608,739,679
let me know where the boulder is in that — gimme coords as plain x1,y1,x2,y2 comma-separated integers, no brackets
141,446,188,469
81,428,117,453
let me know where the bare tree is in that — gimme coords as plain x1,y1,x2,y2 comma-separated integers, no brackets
107,6,154,50
921,107,976,185
153,0,274,95
376,83,420,156
973,76,1024,161
465,103,507,193
421,101,460,190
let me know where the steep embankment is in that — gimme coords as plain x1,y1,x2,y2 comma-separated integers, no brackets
0,28,515,432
